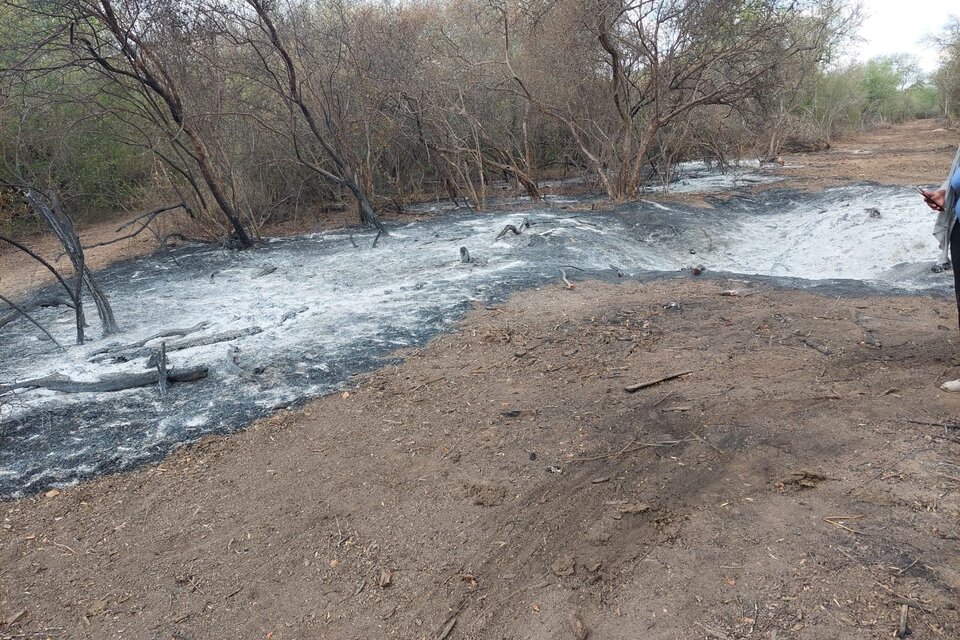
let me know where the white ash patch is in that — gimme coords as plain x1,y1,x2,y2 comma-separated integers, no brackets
0,183,949,497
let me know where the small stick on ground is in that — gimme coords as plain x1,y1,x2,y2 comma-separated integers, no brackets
567,437,697,463
650,390,675,408
800,338,831,356
904,418,958,429
694,621,731,639
156,341,168,397
823,515,866,535
897,604,909,638
49,540,78,555
624,370,694,393
560,269,574,289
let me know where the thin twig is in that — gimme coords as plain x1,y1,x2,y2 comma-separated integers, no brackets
823,515,867,535
567,437,697,463
625,370,694,393
49,540,77,555
82,203,185,251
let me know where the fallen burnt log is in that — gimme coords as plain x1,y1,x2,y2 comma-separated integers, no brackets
0,365,208,395
89,322,210,357
92,326,263,364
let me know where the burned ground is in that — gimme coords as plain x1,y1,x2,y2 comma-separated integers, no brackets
0,183,950,499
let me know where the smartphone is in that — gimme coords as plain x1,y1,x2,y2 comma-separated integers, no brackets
917,186,945,211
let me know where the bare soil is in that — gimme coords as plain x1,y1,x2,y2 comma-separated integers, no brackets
776,118,958,190
2,120,960,640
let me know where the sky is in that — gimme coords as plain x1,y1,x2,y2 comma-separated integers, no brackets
855,1,956,72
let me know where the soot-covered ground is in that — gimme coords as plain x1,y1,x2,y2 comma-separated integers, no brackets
0,183,951,498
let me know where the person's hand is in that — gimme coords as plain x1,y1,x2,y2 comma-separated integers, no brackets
924,188,946,211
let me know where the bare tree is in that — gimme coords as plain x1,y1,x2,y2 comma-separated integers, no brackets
4,0,257,247
224,0,387,233
505,0,856,199
931,17,960,117
0,0,866,241
23,185,118,335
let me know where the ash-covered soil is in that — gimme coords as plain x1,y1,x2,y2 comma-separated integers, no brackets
0,182,952,498
2,279,959,639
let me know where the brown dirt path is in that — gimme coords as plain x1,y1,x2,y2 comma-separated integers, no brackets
2,120,960,639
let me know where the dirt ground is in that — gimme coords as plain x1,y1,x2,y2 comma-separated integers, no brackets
777,118,958,190
2,120,960,640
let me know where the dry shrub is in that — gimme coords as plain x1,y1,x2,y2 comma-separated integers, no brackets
779,115,831,153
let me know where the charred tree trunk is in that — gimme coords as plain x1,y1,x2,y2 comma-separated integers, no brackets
346,173,388,233
0,233,86,344
486,153,541,201
22,188,118,336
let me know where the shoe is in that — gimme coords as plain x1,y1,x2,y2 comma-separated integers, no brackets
940,379,960,392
